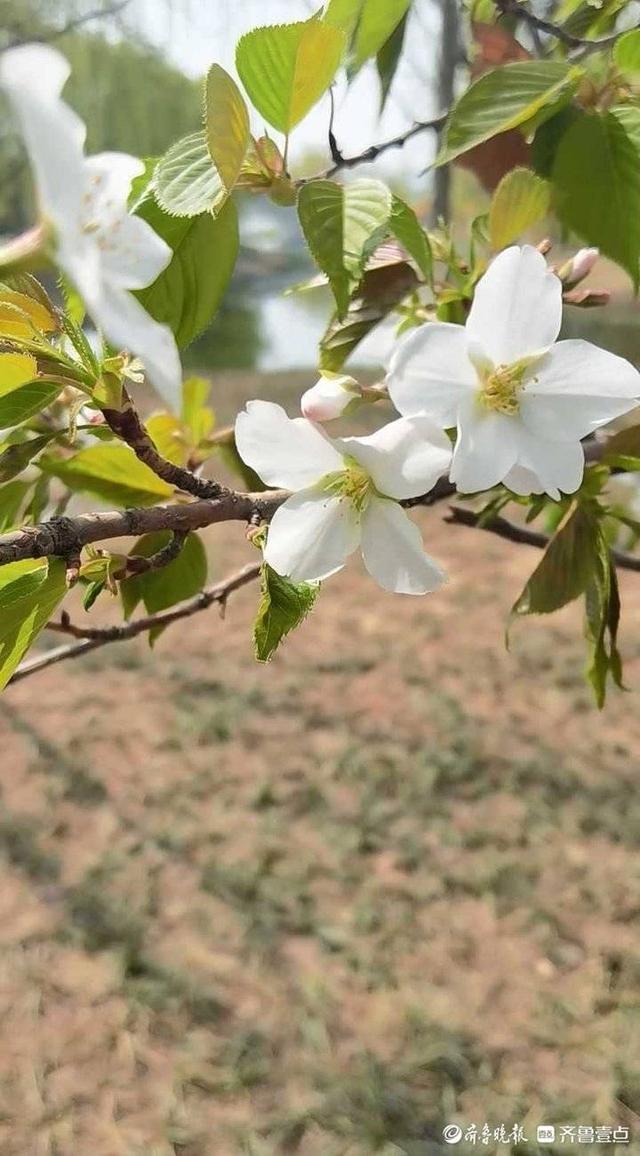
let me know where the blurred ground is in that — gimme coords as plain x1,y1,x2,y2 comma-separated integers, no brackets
0,376,639,1156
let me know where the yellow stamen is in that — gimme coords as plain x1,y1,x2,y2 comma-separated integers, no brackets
479,362,526,415
323,459,372,511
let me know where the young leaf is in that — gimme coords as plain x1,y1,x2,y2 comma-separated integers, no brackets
323,0,363,38
350,0,411,74
181,376,214,445
511,504,598,617
136,198,239,348
437,62,579,165
155,132,225,218
376,11,408,109
120,531,208,644
0,480,29,530
0,288,58,340
553,109,640,286
146,413,187,466
614,28,640,78
254,562,319,662
0,558,66,690
236,17,345,134
40,445,174,507
585,541,624,708
389,197,433,283
0,433,58,482
0,381,62,429
0,352,38,394
297,179,393,315
488,167,550,251
320,258,418,371
205,64,250,190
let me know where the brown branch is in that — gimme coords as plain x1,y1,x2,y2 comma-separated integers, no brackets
0,490,287,566
102,386,229,500
446,506,640,573
9,562,262,686
318,113,448,179
493,0,635,53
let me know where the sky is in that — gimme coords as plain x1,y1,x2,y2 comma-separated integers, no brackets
114,0,443,186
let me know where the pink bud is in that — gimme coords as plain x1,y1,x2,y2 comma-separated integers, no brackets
300,374,362,421
566,247,599,284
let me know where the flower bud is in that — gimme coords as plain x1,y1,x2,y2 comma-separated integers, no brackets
560,247,599,286
300,373,362,421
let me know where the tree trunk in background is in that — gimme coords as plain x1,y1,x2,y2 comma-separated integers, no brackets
431,0,460,224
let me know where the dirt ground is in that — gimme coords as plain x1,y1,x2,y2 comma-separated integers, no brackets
1,378,640,1155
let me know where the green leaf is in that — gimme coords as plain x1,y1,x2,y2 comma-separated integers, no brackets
389,197,432,283
0,352,38,393
181,376,214,445
254,562,318,662
488,167,551,251
553,109,640,285
350,0,411,73
0,480,29,531
0,558,66,690
155,132,225,218
236,17,345,134
376,10,408,109
205,64,250,190
146,413,187,466
437,61,580,165
320,258,418,370
120,531,207,644
0,433,58,482
0,381,62,429
585,541,624,708
614,28,640,77
297,178,392,315
511,504,599,617
323,0,363,37
40,444,174,507
136,198,239,348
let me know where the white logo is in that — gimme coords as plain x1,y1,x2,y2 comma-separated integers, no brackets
537,1125,556,1143
443,1124,463,1144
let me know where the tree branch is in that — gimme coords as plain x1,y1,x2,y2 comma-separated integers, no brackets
446,506,640,573
493,0,635,53
319,113,448,178
9,561,262,686
0,490,287,566
102,386,229,501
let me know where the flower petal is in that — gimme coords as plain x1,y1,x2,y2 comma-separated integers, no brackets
386,322,476,425
360,496,446,594
450,399,518,493
526,339,640,399
85,282,181,408
0,44,86,238
83,154,172,290
235,401,345,490
503,464,544,496
265,489,360,583
340,416,451,500
515,429,584,499
466,245,562,365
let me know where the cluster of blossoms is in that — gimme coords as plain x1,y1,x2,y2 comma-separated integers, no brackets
3,45,640,599
238,245,640,594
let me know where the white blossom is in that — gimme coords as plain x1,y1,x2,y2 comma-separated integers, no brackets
386,245,640,499
235,400,451,594
0,44,181,406
300,373,362,421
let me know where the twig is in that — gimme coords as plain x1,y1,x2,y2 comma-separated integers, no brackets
446,506,640,573
120,529,187,576
102,386,229,501
493,0,636,53
9,562,262,685
318,113,448,178
11,0,133,46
